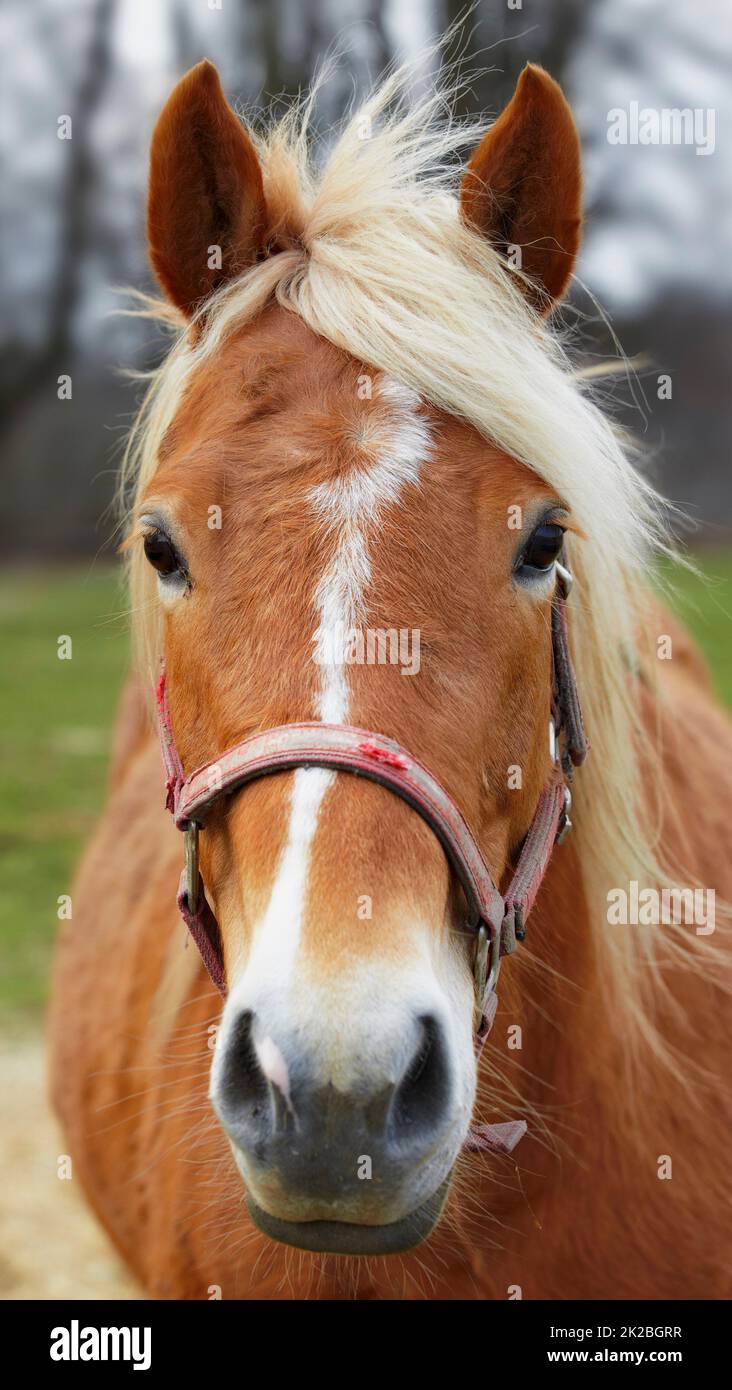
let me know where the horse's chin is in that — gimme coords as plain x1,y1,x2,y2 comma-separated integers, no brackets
245,1176,452,1256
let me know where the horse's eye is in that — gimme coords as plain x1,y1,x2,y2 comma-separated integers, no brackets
143,529,181,577
518,522,565,575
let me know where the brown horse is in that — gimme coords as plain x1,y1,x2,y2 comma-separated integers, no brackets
50,58,731,1299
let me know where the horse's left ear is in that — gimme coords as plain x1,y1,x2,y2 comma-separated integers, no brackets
460,65,582,313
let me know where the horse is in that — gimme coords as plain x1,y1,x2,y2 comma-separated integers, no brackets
49,57,731,1300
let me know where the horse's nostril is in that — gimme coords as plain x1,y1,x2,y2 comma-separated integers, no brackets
219,1010,273,1142
388,1015,450,1145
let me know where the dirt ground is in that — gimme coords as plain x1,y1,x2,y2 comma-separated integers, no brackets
0,1031,141,1300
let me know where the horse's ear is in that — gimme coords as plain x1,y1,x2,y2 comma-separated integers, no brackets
147,60,267,319
460,65,582,313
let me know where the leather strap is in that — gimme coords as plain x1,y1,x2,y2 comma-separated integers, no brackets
552,565,588,771
156,668,185,813
171,717,568,962
176,867,226,996
175,723,507,928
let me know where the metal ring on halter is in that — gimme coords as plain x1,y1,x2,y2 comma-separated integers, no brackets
555,560,573,597
184,822,200,912
555,786,573,845
473,923,502,1031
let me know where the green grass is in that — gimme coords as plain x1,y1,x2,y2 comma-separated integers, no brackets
656,551,732,707
0,566,128,1011
1,552,731,1017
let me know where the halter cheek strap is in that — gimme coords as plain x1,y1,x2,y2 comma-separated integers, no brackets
155,569,586,1157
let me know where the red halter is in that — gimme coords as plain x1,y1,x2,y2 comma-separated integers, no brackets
155,565,587,1153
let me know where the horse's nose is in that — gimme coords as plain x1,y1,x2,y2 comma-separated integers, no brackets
212,1009,455,1219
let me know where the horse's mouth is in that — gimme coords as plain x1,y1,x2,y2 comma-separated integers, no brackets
246,1176,451,1255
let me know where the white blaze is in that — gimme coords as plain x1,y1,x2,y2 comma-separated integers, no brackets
234,379,432,993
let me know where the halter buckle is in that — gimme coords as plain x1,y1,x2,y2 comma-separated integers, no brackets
473,923,502,1031
184,822,200,912
555,785,573,845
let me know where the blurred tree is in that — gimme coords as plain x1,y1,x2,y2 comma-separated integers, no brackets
1,0,118,428
171,0,198,71
442,0,586,117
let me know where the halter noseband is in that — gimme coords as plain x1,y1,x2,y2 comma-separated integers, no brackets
156,563,587,1046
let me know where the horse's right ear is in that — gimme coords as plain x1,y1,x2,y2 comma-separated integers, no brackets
147,60,267,319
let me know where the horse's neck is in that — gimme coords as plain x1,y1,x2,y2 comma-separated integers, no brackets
487,835,605,1161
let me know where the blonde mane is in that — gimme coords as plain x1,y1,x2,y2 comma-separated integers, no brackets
120,59,719,1073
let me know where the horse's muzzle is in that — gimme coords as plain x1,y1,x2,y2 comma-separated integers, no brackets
210,1008,463,1249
